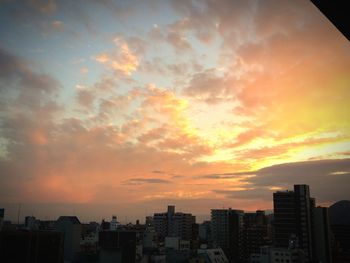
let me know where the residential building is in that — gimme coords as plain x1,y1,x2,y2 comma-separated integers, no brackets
242,211,269,261
249,245,306,263
211,208,244,262
197,247,229,263
313,207,332,263
55,216,82,263
273,185,314,261
153,205,196,241
329,200,350,263
99,230,137,263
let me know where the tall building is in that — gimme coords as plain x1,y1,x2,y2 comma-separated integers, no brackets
211,208,244,262
273,190,297,248
273,185,314,261
153,209,168,240
55,216,82,263
169,212,196,240
199,220,211,243
153,205,195,241
242,210,269,261
329,200,350,263
313,207,332,263
99,230,137,263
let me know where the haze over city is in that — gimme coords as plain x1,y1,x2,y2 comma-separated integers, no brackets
0,0,349,223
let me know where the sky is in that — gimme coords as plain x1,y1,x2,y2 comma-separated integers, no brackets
0,0,349,223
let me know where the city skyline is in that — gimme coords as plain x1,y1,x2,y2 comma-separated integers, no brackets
1,0,350,222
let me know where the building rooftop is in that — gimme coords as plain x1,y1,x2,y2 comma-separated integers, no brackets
57,216,81,225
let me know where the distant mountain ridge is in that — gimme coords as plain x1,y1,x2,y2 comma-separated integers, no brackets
329,200,350,225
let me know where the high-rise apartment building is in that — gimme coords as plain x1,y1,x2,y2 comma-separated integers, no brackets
153,205,195,241
273,184,332,263
242,210,269,260
313,206,332,263
211,208,244,262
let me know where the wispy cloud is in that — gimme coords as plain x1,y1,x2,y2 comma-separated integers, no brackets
123,178,171,185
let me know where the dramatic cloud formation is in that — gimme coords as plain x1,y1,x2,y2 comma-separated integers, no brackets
211,158,350,204
0,0,349,222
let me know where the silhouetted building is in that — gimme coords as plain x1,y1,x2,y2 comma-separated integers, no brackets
145,216,153,227
242,211,269,261
143,225,158,249
313,206,332,263
197,247,229,263
0,230,63,263
199,221,211,243
55,216,82,263
153,210,168,240
99,230,136,263
249,245,306,263
25,216,39,230
329,200,350,263
153,205,195,241
80,222,99,261
0,208,4,231
101,219,111,230
211,208,244,262
110,215,119,230
273,185,314,262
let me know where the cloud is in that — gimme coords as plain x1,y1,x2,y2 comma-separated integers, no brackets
80,67,89,74
173,0,350,138
184,68,236,103
198,171,256,179
40,20,64,35
75,85,95,108
166,31,192,52
123,178,171,185
0,48,59,94
27,0,57,15
0,47,63,201
213,188,272,201
94,37,139,76
212,158,350,204
1,0,349,221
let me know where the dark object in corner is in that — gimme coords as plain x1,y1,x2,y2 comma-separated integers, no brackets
311,0,350,41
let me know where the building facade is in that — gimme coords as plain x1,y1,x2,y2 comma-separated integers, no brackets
211,208,244,262
273,185,314,261
153,205,195,241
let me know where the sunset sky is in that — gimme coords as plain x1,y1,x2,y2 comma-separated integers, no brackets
0,0,349,223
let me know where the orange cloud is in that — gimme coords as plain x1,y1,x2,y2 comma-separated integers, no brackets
94,38,139,76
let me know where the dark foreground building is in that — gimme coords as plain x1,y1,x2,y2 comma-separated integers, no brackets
211,208,244,262
273,184,332,263
329,200,350,263
0,230,63,263
99,230,137,263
